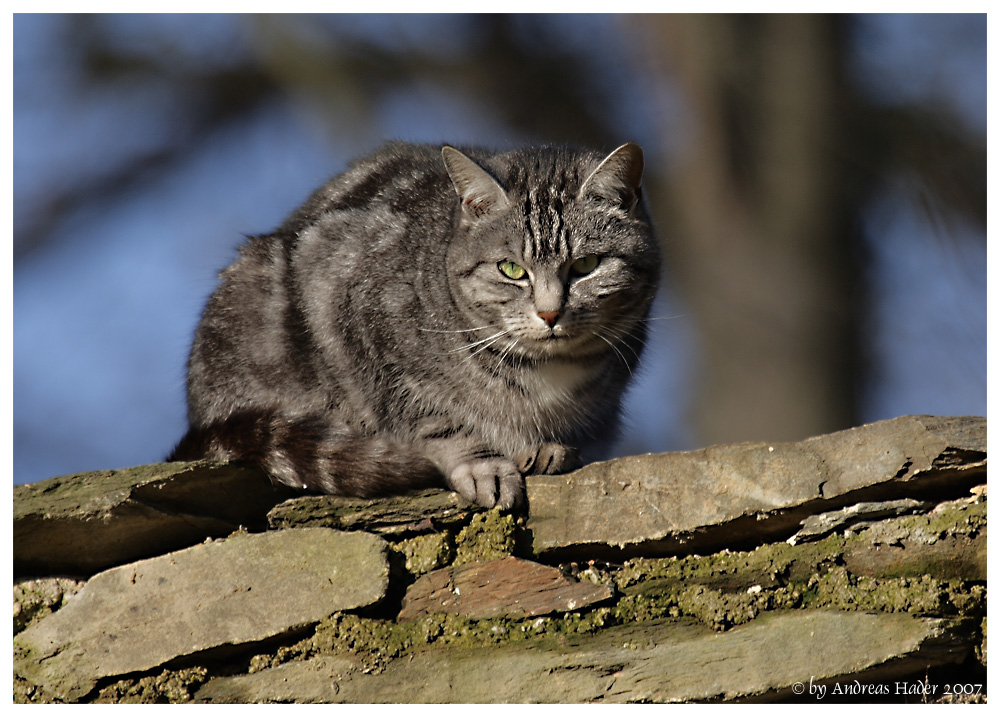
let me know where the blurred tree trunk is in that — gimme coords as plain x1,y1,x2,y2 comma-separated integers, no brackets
645,14,863,445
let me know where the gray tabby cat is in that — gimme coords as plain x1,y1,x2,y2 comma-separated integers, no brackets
169,141,660,510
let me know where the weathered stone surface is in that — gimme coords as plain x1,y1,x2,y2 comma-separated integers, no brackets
14,461,296,577
526,415,986,560
196,610,971,703
840,492,987,581
11,414,987,704
197,655,363,703
399,556,612,621
14,528,388,702
268,489,480,534
614,491,987,600
787,498,932,544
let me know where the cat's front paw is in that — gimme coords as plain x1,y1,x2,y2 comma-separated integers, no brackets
448,458,524,510
515,443,581,475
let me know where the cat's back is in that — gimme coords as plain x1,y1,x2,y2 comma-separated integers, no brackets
278,142,455,239
186,145,447,421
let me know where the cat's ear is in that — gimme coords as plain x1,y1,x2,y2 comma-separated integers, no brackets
578,142,644,212
442,146,511,221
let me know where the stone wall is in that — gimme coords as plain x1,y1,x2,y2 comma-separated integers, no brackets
13,415,986,703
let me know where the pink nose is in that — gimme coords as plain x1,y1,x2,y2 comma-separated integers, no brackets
537,311,560,328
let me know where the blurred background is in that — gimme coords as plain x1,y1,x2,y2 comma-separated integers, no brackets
13,13,986,485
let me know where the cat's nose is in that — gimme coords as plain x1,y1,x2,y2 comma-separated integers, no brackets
537,310,561,328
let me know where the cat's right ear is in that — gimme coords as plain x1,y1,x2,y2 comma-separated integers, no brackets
442,146,511,222
578,142,644,213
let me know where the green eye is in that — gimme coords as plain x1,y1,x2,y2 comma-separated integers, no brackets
498,260,527,280
570,255,600,276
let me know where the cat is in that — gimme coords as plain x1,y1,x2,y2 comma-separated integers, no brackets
169,141,660,510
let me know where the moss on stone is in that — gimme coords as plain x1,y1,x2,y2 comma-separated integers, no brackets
607,506,986,634
223,494,988,684
616,534,846,595
309,613,419,671
290,604,634,675
13,578,84,635
857,496,984,545
804,567,985,616
615,497,985,606
93,667,208,704
453,509,518,565
26,488,985,703
392,532,454,575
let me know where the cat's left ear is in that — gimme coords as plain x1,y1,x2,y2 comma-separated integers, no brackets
578,142,644,212
442,146,511,221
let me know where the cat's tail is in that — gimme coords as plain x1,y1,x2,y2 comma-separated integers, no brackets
167,409,446,497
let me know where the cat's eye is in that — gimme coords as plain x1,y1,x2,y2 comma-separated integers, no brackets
570,255,600,276
498,260,527,280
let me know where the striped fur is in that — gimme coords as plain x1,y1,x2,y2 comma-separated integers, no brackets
170,142,660,510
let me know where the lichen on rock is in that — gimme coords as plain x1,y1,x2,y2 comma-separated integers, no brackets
13,577,84,635
453,509,519,564
392,531,454,575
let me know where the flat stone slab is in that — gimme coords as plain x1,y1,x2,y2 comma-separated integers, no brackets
398,557,613,620
14,461,296,577
526,415,985,560
268,489,480,534
196,610,970,703
14,528,388,702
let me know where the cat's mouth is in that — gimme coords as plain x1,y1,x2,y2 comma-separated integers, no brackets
516,324,603,358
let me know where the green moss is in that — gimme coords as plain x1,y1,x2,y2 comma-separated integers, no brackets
923,497,986,537
858,498,986,555
291,605,630,674
309,613,419,671
454,509,518,565
93,668,208,704
613,581,805,631
609,511,986,633
616,534,845,595
805,567,985,616
392,532,454,575
614,593,678,623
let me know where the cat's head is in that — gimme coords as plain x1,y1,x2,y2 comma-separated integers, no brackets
442,143,660,363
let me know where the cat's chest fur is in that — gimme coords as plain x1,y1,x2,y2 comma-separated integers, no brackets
520,360,594,411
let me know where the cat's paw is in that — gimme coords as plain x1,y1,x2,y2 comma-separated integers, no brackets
447,458,524,510
515,443,581,475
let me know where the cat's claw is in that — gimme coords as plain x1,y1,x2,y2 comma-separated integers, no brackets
448,458,525,510
515,443,580,475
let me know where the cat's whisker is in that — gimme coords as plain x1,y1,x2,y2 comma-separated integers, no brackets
469,340,504,360
419,325,496,334
492,335,522,380
598,323,645,361
458,329,516,363
452,329,511,354
638,313,685,323
593,330,634,376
